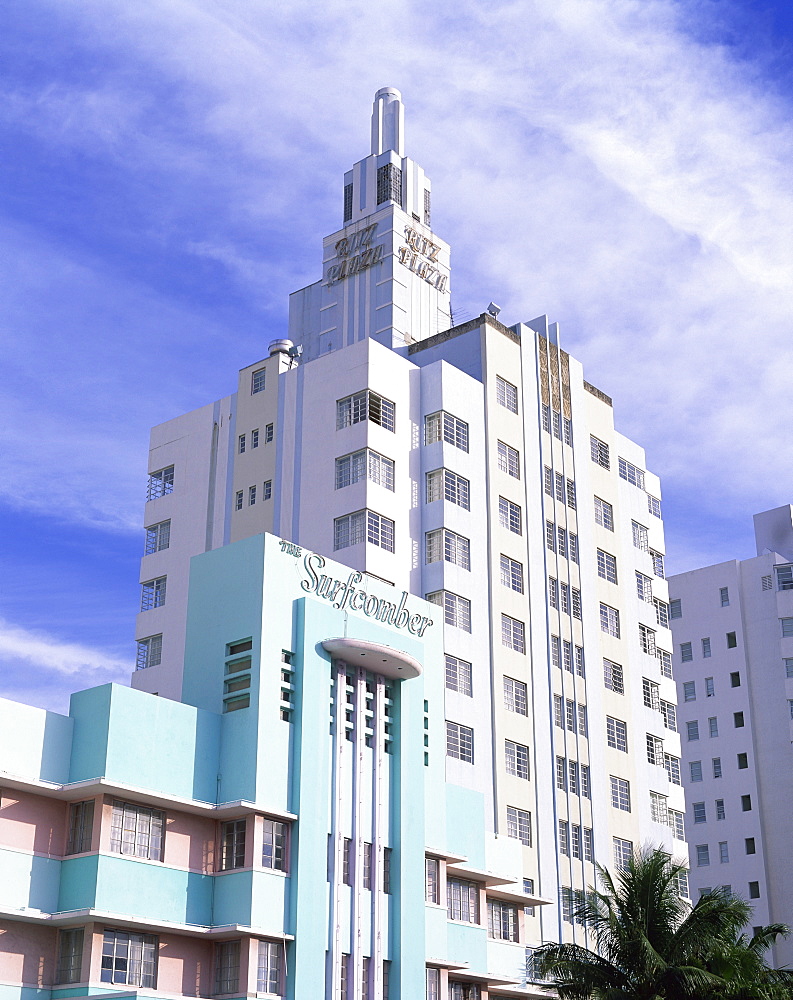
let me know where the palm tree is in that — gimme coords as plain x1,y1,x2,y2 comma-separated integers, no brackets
533,847,793,1000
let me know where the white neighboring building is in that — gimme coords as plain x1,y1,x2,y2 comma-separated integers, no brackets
132,87,684,959
669,504,793,967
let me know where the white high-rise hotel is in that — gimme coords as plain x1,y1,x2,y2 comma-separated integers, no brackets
135,89,684,950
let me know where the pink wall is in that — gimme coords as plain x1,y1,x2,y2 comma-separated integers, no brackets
0,790,69,857
0,921,56,987
164,813,216,872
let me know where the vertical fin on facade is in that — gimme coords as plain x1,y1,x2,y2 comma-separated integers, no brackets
371,87,404,157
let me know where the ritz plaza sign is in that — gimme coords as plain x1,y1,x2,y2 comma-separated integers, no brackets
324,223,447,294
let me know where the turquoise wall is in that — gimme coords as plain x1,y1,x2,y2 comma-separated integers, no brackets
0,849,61,912
0,698,73,785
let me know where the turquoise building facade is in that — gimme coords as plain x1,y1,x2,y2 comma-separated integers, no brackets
0,534,543,1000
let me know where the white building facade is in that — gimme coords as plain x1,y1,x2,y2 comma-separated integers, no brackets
669,504,793,968
133,88,684,968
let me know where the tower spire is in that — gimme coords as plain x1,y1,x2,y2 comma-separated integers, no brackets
370,87,404,157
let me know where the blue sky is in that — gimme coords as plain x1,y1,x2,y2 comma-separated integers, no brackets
2,0,792,712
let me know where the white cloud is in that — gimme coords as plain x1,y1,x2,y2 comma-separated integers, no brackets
0,618,131,714
1,0,792,572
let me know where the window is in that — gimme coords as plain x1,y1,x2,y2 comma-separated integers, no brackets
604,658,624,694
661,700,677,731
144,520,170,555
496,375,518,413
505,740,530,779
504,676,528,715
639,624,657,656
786,659,793,678
342,838,352,885
614,837,633,870
334,510,394,552
238,433,246,454
263,480,272,501
343,182,353,222
424,187,431,226
696,845,710,867
141,577,166,611
598,550,618,583
235,490,243,511
136,634,163,671
687,720,700,742
607,717,628,752
591,435,610,469
426,468,470,508
654,599,670,628
734,712,744,728
544,466,553,496
549,576,558,608
376,162,402,204
251,429,259,448
708,717,719,738
448,983,479,1000
657,648,673,678
445,655,472,696
562,640,572,672
703,677,714,698
427,591,471,631
650,791,668,823
720,587,730,607
498,496,522,534
546,520,556,552
560,887,575,923
524,877,536,917
690,760,703,782
727,671,740,689
425,411,468,451
578,704,588,736
646,734,664,766
262,819,288,871
600,603,620,637
712,757,722,778
745,837,756,855
426,857,440,903
251,368,266,394
683,680,696,701
632,520,649,551
336,449,395,491
265,423,274,443
502,614,525,653
257,940,281,995
749,881,760,899
716,799,726,820
337,390,395,432
506,805,531,846
56,928,84,984
643,678,660,710
220,819,246,870
447,878,479,923
362,842,372,889
554,695,563,728
594,496,614,530
651,550,666,578
567,479,577,508
702,637,712,658
426,528,470,569
446,722,474,763
669,810,685,839
556,755,567,789
636,572,653,602
566,699,576,731
647,494,662,518
488,900,519,942
664,754,682,784
67,800,94,855
618,457,645,489
572,587,582,619
248,485,257,505
110,801,164,861
575,645,585,677
215,940,241,995
500,554,524,593
762,574,773,590
737,752,748,769
101,930,157,988
582,764,591,798
147,465,174,500
777,566,793,590
681,643,693,663
427,967,440,1000
558,820,569,856
610,776,631,811
782,618,793,638
557,526,568,558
